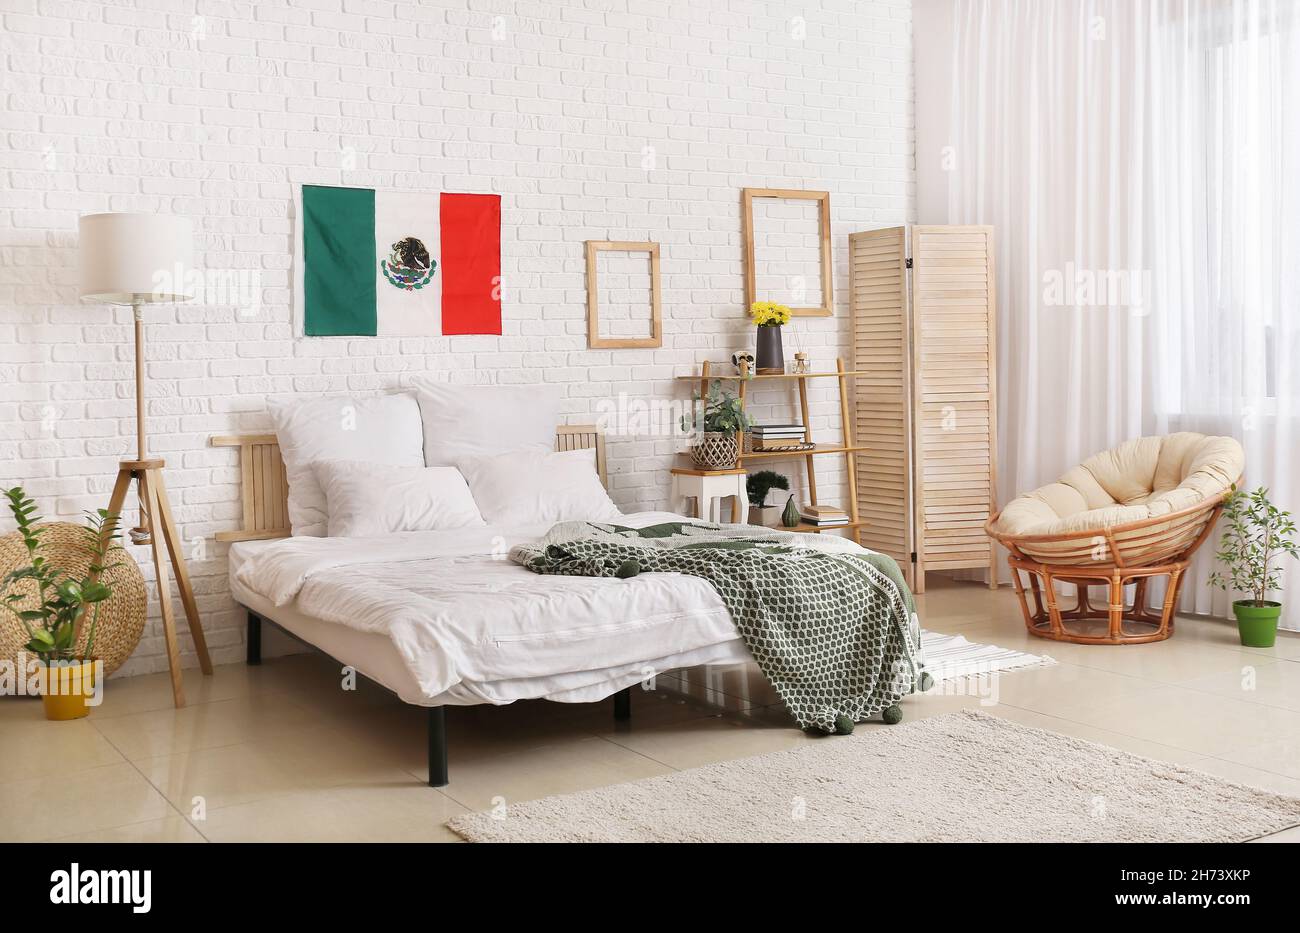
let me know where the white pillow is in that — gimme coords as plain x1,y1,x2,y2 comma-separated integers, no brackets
313,460,485,537
457,447,621,526
269,393,425,536
409,379,562,467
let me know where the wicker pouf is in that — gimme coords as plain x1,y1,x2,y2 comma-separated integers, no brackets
0,522,147,676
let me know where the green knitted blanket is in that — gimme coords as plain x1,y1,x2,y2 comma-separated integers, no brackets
511,521,925,733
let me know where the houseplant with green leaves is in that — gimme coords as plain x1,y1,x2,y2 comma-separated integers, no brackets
1208,485,1298,647
2,487,122,719
681,380,751,469
746,470,789,526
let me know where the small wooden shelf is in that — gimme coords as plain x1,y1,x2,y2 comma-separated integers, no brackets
670,460,746,477
677,370,867,381
741,443,868,461
786,521,868,535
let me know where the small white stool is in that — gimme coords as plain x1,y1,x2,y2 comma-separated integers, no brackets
670,465,748,523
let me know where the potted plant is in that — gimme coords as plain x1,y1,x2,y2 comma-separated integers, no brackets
681,380,751,469
749,301,791,374
2,487,122,720
746,470,789,526
1208,485,1299,647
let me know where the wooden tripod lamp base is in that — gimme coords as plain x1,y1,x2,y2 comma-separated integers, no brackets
107,458,212,707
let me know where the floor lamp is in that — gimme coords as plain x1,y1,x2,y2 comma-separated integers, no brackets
79,212,212,707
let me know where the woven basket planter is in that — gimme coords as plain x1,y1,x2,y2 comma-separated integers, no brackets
0,522,147,676
690,432,739,470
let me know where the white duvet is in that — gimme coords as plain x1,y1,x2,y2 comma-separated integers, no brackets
233,511,865,701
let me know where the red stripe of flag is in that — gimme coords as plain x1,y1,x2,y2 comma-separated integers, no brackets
439,193,501,335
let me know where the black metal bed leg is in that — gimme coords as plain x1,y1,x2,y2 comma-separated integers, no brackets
613,686,631,721
246,611,261,666
427,706,449,787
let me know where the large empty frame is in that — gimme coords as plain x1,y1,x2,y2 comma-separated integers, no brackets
585,240,662,349
741,187,833,317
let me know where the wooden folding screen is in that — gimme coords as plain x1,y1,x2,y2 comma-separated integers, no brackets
849,225,997,593
848,228,913,577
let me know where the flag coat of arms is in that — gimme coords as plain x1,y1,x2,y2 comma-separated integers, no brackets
296,184,501,336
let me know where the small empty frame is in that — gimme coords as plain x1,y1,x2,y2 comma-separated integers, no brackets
742,187,833,317
585,240,662,349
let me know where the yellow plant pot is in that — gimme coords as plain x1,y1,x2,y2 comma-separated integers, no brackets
39,660,100,721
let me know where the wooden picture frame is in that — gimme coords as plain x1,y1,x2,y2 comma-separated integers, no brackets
741,187,833,317
585,240,662,349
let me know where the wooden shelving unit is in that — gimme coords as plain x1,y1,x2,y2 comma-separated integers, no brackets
686,358,864,541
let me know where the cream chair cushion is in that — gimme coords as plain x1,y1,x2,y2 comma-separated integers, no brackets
992,433,1243,538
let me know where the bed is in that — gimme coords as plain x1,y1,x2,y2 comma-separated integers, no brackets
214,404,911,787
215,422,864,786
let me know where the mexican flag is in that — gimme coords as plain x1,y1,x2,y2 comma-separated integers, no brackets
298,184,501,336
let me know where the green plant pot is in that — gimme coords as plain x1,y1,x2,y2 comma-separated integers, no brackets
1232,600,1281,648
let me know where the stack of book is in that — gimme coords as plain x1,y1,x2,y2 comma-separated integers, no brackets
750,424,809,451
799,504,850,527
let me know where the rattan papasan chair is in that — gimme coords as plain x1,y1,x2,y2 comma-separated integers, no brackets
985,432,1243,644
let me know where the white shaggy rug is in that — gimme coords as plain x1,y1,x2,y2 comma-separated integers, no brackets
447,710,1300,843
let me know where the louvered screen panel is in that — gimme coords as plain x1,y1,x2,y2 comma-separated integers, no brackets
849,227,913,577
910,226,997,586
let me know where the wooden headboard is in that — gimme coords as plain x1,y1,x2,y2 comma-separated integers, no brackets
210,425,607,544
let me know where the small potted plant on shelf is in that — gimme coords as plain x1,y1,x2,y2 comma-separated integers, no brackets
746,470,789,526
1208,485,1299,647
749,300,792,374
681,380,751,470
2,488,121,720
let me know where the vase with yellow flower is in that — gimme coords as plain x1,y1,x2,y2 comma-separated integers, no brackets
749,301,791,375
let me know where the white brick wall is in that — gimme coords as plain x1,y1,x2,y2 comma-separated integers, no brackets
0,0,915,677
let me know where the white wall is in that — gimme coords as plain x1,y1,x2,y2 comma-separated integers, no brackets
0,0,915,676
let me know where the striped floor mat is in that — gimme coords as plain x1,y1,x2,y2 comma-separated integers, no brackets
921,630,1056,683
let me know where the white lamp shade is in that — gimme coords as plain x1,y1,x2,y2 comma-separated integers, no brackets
79,212,195,304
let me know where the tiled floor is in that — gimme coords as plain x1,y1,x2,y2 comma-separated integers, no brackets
3,578,1299,842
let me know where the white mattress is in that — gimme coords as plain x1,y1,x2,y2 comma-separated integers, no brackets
228,512,763,706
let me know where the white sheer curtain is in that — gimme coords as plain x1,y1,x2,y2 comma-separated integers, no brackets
947,0,1300,630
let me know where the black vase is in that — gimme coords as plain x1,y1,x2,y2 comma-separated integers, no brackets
755,325,784,374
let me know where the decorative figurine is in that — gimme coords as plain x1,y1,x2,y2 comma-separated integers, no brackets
731,350,755,379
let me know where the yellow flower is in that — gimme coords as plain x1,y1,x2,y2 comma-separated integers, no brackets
749,301,791,326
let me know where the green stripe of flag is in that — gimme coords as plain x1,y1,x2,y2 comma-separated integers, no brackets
303,184,376,336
